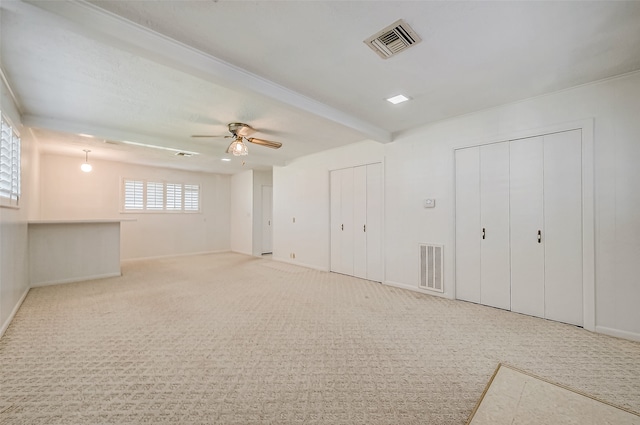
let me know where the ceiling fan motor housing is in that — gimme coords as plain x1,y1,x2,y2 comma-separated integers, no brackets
228,122,254,137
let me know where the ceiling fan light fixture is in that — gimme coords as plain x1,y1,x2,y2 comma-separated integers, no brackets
229,137,248,156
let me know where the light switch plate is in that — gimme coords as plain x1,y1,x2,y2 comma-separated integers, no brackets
424,199,436,208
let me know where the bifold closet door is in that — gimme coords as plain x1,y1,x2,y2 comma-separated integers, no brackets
331,164,383,281
455,147,481,303
544,130,582,326
510,137,545,318
479,142,511,310
330,168,354,276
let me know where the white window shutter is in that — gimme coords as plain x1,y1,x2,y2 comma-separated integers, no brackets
184,184,199,211
0,114,21,205
124,179,144,210
146,181,164,210
166,183,182,210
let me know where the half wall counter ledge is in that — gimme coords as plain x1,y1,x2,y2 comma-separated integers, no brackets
28,219,136,287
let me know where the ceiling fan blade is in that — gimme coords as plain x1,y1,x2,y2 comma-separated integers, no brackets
247,137,282,149
191,135,231,138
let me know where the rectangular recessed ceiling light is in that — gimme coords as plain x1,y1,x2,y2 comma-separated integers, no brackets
386,94,410,104
221,158,231,162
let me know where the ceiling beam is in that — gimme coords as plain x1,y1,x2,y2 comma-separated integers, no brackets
24,0,393,143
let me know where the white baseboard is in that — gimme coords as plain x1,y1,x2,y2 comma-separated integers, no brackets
122,250,230,263
0,287,30,339
595,326,640,343
31,272,123,287
230,249,252,256
271,256,328,272
384,280,452,299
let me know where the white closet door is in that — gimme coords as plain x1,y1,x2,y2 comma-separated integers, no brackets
510,137,545,317
544,130,583,326
340,168,355,276
480,142,511,310
330,170,343,273
366,163,383,282
455,147,481,303
353,166,368,279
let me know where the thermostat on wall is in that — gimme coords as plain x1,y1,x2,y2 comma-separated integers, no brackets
424,199,436,208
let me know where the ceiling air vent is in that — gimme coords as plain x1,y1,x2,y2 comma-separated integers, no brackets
364,19,421,59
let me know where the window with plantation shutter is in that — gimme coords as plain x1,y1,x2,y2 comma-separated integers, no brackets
184,184,199,211
146,181,164,210
0,113,21,207
124,179,144,210
122,179,199,213
166,183,182,210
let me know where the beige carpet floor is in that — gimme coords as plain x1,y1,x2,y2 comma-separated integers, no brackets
1,252,639,424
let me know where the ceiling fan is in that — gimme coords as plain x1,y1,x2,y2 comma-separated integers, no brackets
192,122,282,156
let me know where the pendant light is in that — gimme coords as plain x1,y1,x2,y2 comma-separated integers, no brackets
80,149,93,172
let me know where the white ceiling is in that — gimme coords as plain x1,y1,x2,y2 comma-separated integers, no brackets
2,0,640,174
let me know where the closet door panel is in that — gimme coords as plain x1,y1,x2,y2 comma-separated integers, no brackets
510,137,545,318
480,142,511,310
366,163,383,282
455,147,481,303
353,166,368,279
544,130,583,326
340,168,355,276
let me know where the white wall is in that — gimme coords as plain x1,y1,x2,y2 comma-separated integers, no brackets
273,140,384,270
252,170,272,256
230,169,254,255
273,71,640,341
0,76,33,337
38,154,231,260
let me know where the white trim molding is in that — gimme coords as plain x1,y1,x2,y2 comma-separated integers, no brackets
30,272,122,288
0,288,30,339
595,326,640,343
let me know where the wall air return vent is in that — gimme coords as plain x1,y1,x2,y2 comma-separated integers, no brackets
365,19,422,59
419,243,444,292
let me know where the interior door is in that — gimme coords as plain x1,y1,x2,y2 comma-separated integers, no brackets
455,147,481,303
261,185,273,254
510,137,545,317
543,130,583,326
330,170,343,273
480,142,511,310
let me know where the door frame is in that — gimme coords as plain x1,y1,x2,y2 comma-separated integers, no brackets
452,118,595,332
